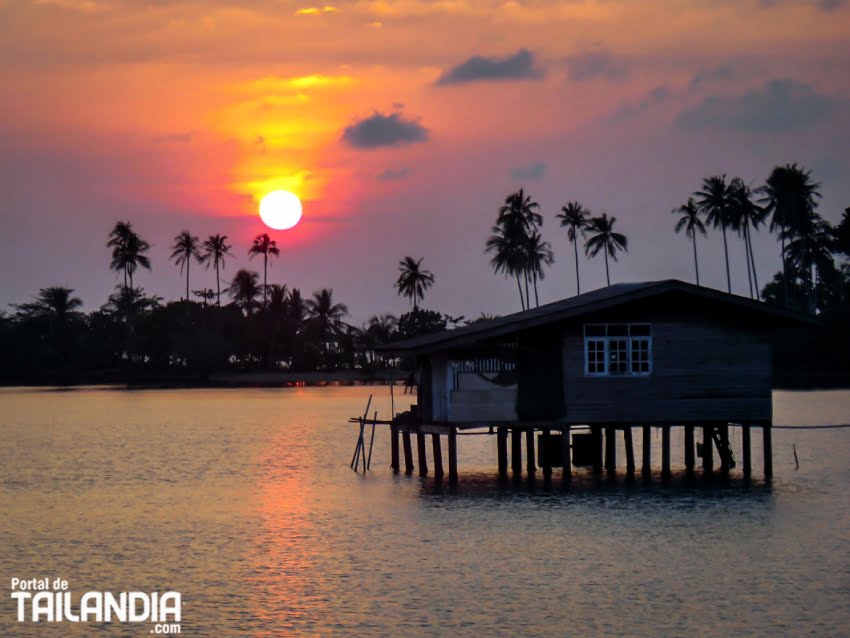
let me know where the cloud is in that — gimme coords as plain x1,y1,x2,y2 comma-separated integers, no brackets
676,79,835,132
605,85,669,122
436,49,542,86
376,167,410,180
294,5,339,15
689,63,737,90
566,49,629,82
510,162,547,180
341,111,429,149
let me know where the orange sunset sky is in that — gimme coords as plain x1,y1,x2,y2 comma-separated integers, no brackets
1,0,849,320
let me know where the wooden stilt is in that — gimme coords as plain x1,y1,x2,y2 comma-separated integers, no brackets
642,426,651,478
605,425,616,474
402,432,414,474
497,427,508,479
562,425,572,480
661,426,671,479
719,424,730,475
763,423,773,480
702,425,713,474
390,425,400,473
684,425,695,473
624,427,635,477
432,434,444,479
448,426,458,484
511,428,522,477
541,429,552,480
742,424,752,478
417,433,428,476
591,425,603,475
526,428,536,474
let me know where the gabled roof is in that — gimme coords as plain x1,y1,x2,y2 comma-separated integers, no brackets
379,279,816,354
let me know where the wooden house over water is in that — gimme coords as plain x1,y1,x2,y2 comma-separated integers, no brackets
372,279,814,483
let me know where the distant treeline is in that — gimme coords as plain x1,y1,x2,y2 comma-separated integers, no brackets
1,163,849,387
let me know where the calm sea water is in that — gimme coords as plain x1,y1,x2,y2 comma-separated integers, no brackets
1,386,848,637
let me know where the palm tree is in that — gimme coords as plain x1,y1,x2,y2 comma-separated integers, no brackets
759,164,821,306
15,287,83,338
556,201,591,295
395,256,435,311
498,188,542,306
672,198,707,286
585,214,627,286
227,269,262,315
107,221,151,291
170,231,201,301
305,288,349,349
525,231,554,307
729,179,767,298
486,224,527,310
694,175,735,293
248,233,280,308
201,234,232,306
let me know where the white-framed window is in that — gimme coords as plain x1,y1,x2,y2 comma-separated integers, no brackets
584,323,652,377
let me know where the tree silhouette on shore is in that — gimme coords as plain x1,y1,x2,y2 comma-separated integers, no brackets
556,201,590,296
107,221,151,291
201,234,232,306
395,256,435,311
170,231,201,302
672,198,706,286
249,233,280,308
585,214,627,287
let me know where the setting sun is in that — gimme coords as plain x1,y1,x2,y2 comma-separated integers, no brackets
259,190,302,230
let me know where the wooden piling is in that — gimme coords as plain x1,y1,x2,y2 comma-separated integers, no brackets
497,427,508,479
541,429,552,480
526,428,536,474
592,425,603,475
432,434,444,480
390,425,400,473
642,425,651,478
702,425,713,474
605,425,616,474
684,425,695,473
742,424,751,478
448,426,458,483
562,425,571,480
719,424,730,475
661,425,671,479
511,428,522,477
417,432,428,477
763,423,773,480
402,432,414,474
624,427,635,477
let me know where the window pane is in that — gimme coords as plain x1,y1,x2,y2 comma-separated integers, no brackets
585,325,606,336
609,338,628,374
608,324,628,336
630,324,651,336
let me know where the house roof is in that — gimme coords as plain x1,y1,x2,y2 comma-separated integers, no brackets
379,279,816,355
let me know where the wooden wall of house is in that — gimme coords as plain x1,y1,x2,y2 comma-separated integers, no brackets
560,302,773,425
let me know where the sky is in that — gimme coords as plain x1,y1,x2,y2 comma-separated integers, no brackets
1,0,849,323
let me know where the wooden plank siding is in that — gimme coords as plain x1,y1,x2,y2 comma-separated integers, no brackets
561,310,773,425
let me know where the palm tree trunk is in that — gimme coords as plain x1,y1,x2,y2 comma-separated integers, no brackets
263,253,268,308
721,226,731,293
692,233,700,286
186,260,190,302
604,251,610,286
573,237,581,295
743,225,753,298
524,272,530,309
516,274,525,310
216,261,221,306
781,231,789,307
748,229,759,299
533,272,539,307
